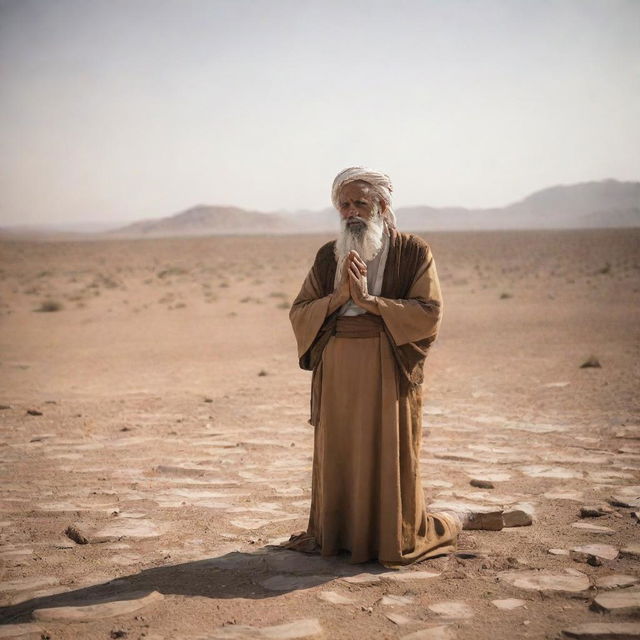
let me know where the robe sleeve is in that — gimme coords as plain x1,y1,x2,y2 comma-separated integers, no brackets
377,247,443,347
289,267,333,360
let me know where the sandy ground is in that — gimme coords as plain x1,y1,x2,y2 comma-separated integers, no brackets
0,228,639,640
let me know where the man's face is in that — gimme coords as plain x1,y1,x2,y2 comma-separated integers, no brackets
337,181,381,232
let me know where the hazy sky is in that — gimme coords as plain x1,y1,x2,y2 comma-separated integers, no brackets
1,0,639,225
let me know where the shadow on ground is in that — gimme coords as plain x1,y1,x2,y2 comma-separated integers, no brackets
0,545,393,624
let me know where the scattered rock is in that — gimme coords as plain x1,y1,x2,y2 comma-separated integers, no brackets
498,569,590,596
562,622,640,639
520,465,582,479
380,594,415,606
209,619,323,639
571,522,616,535
544,490,584,501
428,600,474,619
620,543,640,560
341,573,382,585
26,409,43,416
0,404,11,410
591,589,640,616
386,570,441,582
569,544,619,566
65,524,89,545
0,576,59,593
258,370,268,377
549,548,570,556
386,612,415,625
470,479,494,489
580,356,601,369
503,509,533,527
609,491,640,509
33,591,163,621
595,574,640,590
580,505,614,518
491,598,526,610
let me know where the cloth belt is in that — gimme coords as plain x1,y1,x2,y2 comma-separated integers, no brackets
334,314,384,338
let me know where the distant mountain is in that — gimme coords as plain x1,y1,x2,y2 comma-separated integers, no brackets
396,180,640,231
109,205,291,237
4,179,635,240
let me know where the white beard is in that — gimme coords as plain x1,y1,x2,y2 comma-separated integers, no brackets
334,206,385,268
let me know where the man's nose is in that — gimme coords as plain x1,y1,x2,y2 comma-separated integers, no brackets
344,206,358,217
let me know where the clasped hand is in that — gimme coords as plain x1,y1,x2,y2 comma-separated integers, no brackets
330,250,379,315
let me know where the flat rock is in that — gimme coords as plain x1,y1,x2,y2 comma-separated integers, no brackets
380,594,415,606
33,591,163,621
609,487,640,509
0,623,43,638
595,575,640,590
620,543,640,560
341,573,382,584
549,548,570,556
562,622,640,638
591,589,640,616
498,569,590,596
259,575,327,591
545,490,584,501
491,598,526,610
519,465,582,479
0,576,59,593
386,570,441,582
401,626,455,640
208,618,323,639
428,600,473,618
317,590,354,605
386,612,415,625
570,544,619,566
571,522,616,535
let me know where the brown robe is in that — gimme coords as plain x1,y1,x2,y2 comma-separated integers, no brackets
289,229,459,566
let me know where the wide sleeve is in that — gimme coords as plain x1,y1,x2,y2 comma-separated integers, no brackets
289,267,333,360
377,246,443,347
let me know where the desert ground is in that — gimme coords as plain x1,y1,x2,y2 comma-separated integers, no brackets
0,228,639,640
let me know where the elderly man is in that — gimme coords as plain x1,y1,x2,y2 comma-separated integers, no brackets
285,167,504,567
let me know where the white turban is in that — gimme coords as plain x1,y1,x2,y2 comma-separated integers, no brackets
331,166,397,228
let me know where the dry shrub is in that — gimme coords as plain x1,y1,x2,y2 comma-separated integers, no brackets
157,266,188,279
36,300,63,312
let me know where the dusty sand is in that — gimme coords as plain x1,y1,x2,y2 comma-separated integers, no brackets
0,228,639,639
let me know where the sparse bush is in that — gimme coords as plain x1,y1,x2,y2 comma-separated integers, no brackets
276,300,290,309
36,300,63,312
157,266,188,279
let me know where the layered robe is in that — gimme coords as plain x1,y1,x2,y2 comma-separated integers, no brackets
289,229,460,567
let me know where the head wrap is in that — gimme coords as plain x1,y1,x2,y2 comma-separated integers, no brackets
331,166,397,228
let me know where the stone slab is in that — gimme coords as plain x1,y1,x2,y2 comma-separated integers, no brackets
498,569,590,596
562,622,640,639
33,590,163,621
591,590,640,616
208,619,323,639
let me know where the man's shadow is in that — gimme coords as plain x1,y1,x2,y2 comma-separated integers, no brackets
0,545,390,624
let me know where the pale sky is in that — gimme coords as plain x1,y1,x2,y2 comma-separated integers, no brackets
1,0,639,225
